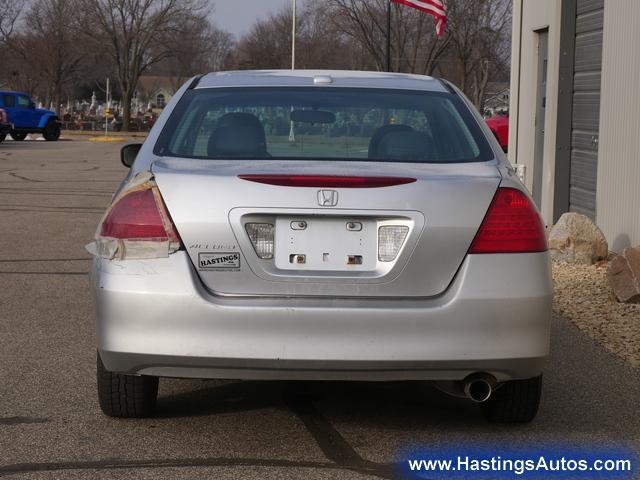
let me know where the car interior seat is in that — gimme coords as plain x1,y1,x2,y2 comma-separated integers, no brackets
368,124,413,159
208,112,269,158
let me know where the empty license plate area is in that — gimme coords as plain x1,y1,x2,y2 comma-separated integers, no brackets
274,217,377,271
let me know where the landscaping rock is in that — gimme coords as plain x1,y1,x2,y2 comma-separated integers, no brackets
607,247,640,303
548,213,608,264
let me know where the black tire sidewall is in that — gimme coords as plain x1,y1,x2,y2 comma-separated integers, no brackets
96,352,158,418
485,375,542,423
10,132,27,141
43,121,61,141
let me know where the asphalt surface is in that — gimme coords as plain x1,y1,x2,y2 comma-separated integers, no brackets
0,139,638,479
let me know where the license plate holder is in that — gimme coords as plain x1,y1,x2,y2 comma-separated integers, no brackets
274,217,377,271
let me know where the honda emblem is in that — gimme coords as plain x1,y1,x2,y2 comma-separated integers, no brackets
318,190,338,207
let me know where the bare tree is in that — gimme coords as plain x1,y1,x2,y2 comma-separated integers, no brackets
0,0,511,117
326,0,387,70
0,0,22,88
153,15,234,91
6,0,85,113
324,0,511,106
234,2,355,71
0,0,22,43
208,26,234,72
0,42,42,94
447,0,511,109
235,6,294,69
79,0,208,131
326,0,450,74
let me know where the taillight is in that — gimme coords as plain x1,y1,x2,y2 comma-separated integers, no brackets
468,187,547,254
88,177,182,260
101,189,176,240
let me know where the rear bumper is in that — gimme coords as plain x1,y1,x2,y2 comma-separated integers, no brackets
92,251,552,382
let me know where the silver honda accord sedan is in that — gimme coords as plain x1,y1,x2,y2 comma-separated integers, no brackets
88,70,552,422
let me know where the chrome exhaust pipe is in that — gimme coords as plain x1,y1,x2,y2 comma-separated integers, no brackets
463,374,495,403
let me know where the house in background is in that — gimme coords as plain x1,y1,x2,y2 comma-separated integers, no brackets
509,0,640,251
483,82,510,116
137,76,178,110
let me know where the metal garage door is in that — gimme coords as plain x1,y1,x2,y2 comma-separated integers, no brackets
569,0,604,219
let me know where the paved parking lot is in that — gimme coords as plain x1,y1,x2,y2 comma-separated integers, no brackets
0,140,638,479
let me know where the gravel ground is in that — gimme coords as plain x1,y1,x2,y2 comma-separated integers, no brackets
552,260,640,367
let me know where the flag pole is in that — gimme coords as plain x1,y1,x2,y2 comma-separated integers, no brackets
289,0,297,144
291,0,296,70
386,0,391,72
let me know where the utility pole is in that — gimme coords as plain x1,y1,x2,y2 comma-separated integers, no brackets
386,0,391,72
105,77,109,136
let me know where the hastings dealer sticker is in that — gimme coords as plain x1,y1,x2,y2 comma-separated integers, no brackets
198,252,241,271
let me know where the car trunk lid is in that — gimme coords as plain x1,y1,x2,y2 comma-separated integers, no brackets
152,158,501,297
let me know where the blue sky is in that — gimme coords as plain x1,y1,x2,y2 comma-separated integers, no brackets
210,0,291,37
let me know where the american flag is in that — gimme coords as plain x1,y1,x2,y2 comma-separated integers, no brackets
391,0,448,37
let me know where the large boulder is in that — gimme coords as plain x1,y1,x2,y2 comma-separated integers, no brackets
548,212,608,264
607,247,640,304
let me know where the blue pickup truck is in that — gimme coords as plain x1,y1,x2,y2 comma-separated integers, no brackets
0,91,61,141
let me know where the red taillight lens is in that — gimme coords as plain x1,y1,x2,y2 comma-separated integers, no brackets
238,175,416,188
469,187,547,254
100,188,178,241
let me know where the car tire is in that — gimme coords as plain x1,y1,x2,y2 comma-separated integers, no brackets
484,375,542,424
0,133,5,143
43,120,61,141
10,132,27,141
96,352,159,418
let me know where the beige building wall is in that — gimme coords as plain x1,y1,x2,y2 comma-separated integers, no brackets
508,0,563,226
596,1,640,250
511,0,640,250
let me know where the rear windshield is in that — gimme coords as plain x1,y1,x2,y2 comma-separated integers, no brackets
154,87,493,163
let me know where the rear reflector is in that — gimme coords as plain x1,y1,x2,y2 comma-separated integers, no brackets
238,175,416,188
468,187,547,254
